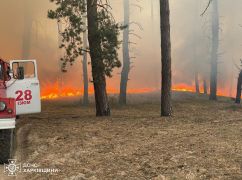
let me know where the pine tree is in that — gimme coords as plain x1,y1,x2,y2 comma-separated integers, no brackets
48,0,121,116
210,0,219,100
160,0,172,116
235,60,242,104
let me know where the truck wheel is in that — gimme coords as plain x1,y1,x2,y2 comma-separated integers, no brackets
0,129,15,164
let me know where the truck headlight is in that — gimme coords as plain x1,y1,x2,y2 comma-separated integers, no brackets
0,101,6,111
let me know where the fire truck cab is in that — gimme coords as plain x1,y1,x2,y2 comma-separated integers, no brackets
0,59,41,163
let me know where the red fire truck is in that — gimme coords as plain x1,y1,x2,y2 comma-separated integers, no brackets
0,59,41,163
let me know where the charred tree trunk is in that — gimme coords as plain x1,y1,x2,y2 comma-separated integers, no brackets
160,0,172,116
87,0,110,116
119,0,130,105
82,12,89,106
195,71,200,94
235,71,242,104
22,0,32,59
209,0,219,100
203,79,208,95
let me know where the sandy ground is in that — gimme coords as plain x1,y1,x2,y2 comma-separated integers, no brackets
0,93,242,179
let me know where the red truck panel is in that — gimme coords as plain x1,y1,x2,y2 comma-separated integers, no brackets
0,98,16,118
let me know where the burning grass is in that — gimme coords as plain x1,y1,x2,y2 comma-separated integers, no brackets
1,93,242,179
40,81,234,100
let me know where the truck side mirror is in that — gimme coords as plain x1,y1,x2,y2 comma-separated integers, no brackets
17,67,24,80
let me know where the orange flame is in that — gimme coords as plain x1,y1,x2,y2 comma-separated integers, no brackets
173,83,232,97
41,82,232,100
172,83,195,92
41,81,158,100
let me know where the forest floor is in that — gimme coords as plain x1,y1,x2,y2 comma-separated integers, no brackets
0,92,242,180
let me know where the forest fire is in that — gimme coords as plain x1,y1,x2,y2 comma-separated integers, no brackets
41,82,158,100
41,82,231,100
172,84,195,92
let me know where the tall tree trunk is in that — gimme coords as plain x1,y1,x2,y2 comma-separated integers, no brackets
160,0,172,116
194,2,200,94
119,0,130,105
209,0,219,100
87,0,110,116
229,70,233,97
22,0,32,59
203,79,208,95
235,71,242,104
82,10,89,106
195,71,200,94
57,21,63,96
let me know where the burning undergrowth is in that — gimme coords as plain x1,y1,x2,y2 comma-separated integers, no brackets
40,81,233,100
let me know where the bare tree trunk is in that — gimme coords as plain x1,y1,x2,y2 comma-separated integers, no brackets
82,12,89,106
195,71,200,94
160,0,172,116
203,79,208,95
82,32,89,105
235,71,242,104
57,21,63,96
87,0,110,116
119,0,130,105
22,0,32,59
210,0,219,100
194,2,200,94
229,70,233,97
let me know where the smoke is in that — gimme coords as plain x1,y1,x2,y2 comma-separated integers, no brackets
0,0,241,97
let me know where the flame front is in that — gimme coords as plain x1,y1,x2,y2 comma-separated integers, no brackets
41,82,232,100
41,81,158,100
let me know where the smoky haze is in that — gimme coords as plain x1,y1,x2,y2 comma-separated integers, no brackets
0,0,241,97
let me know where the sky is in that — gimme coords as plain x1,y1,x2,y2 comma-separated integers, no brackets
0,0,242,97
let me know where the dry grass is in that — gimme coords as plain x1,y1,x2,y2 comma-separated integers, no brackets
1,93,242,179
